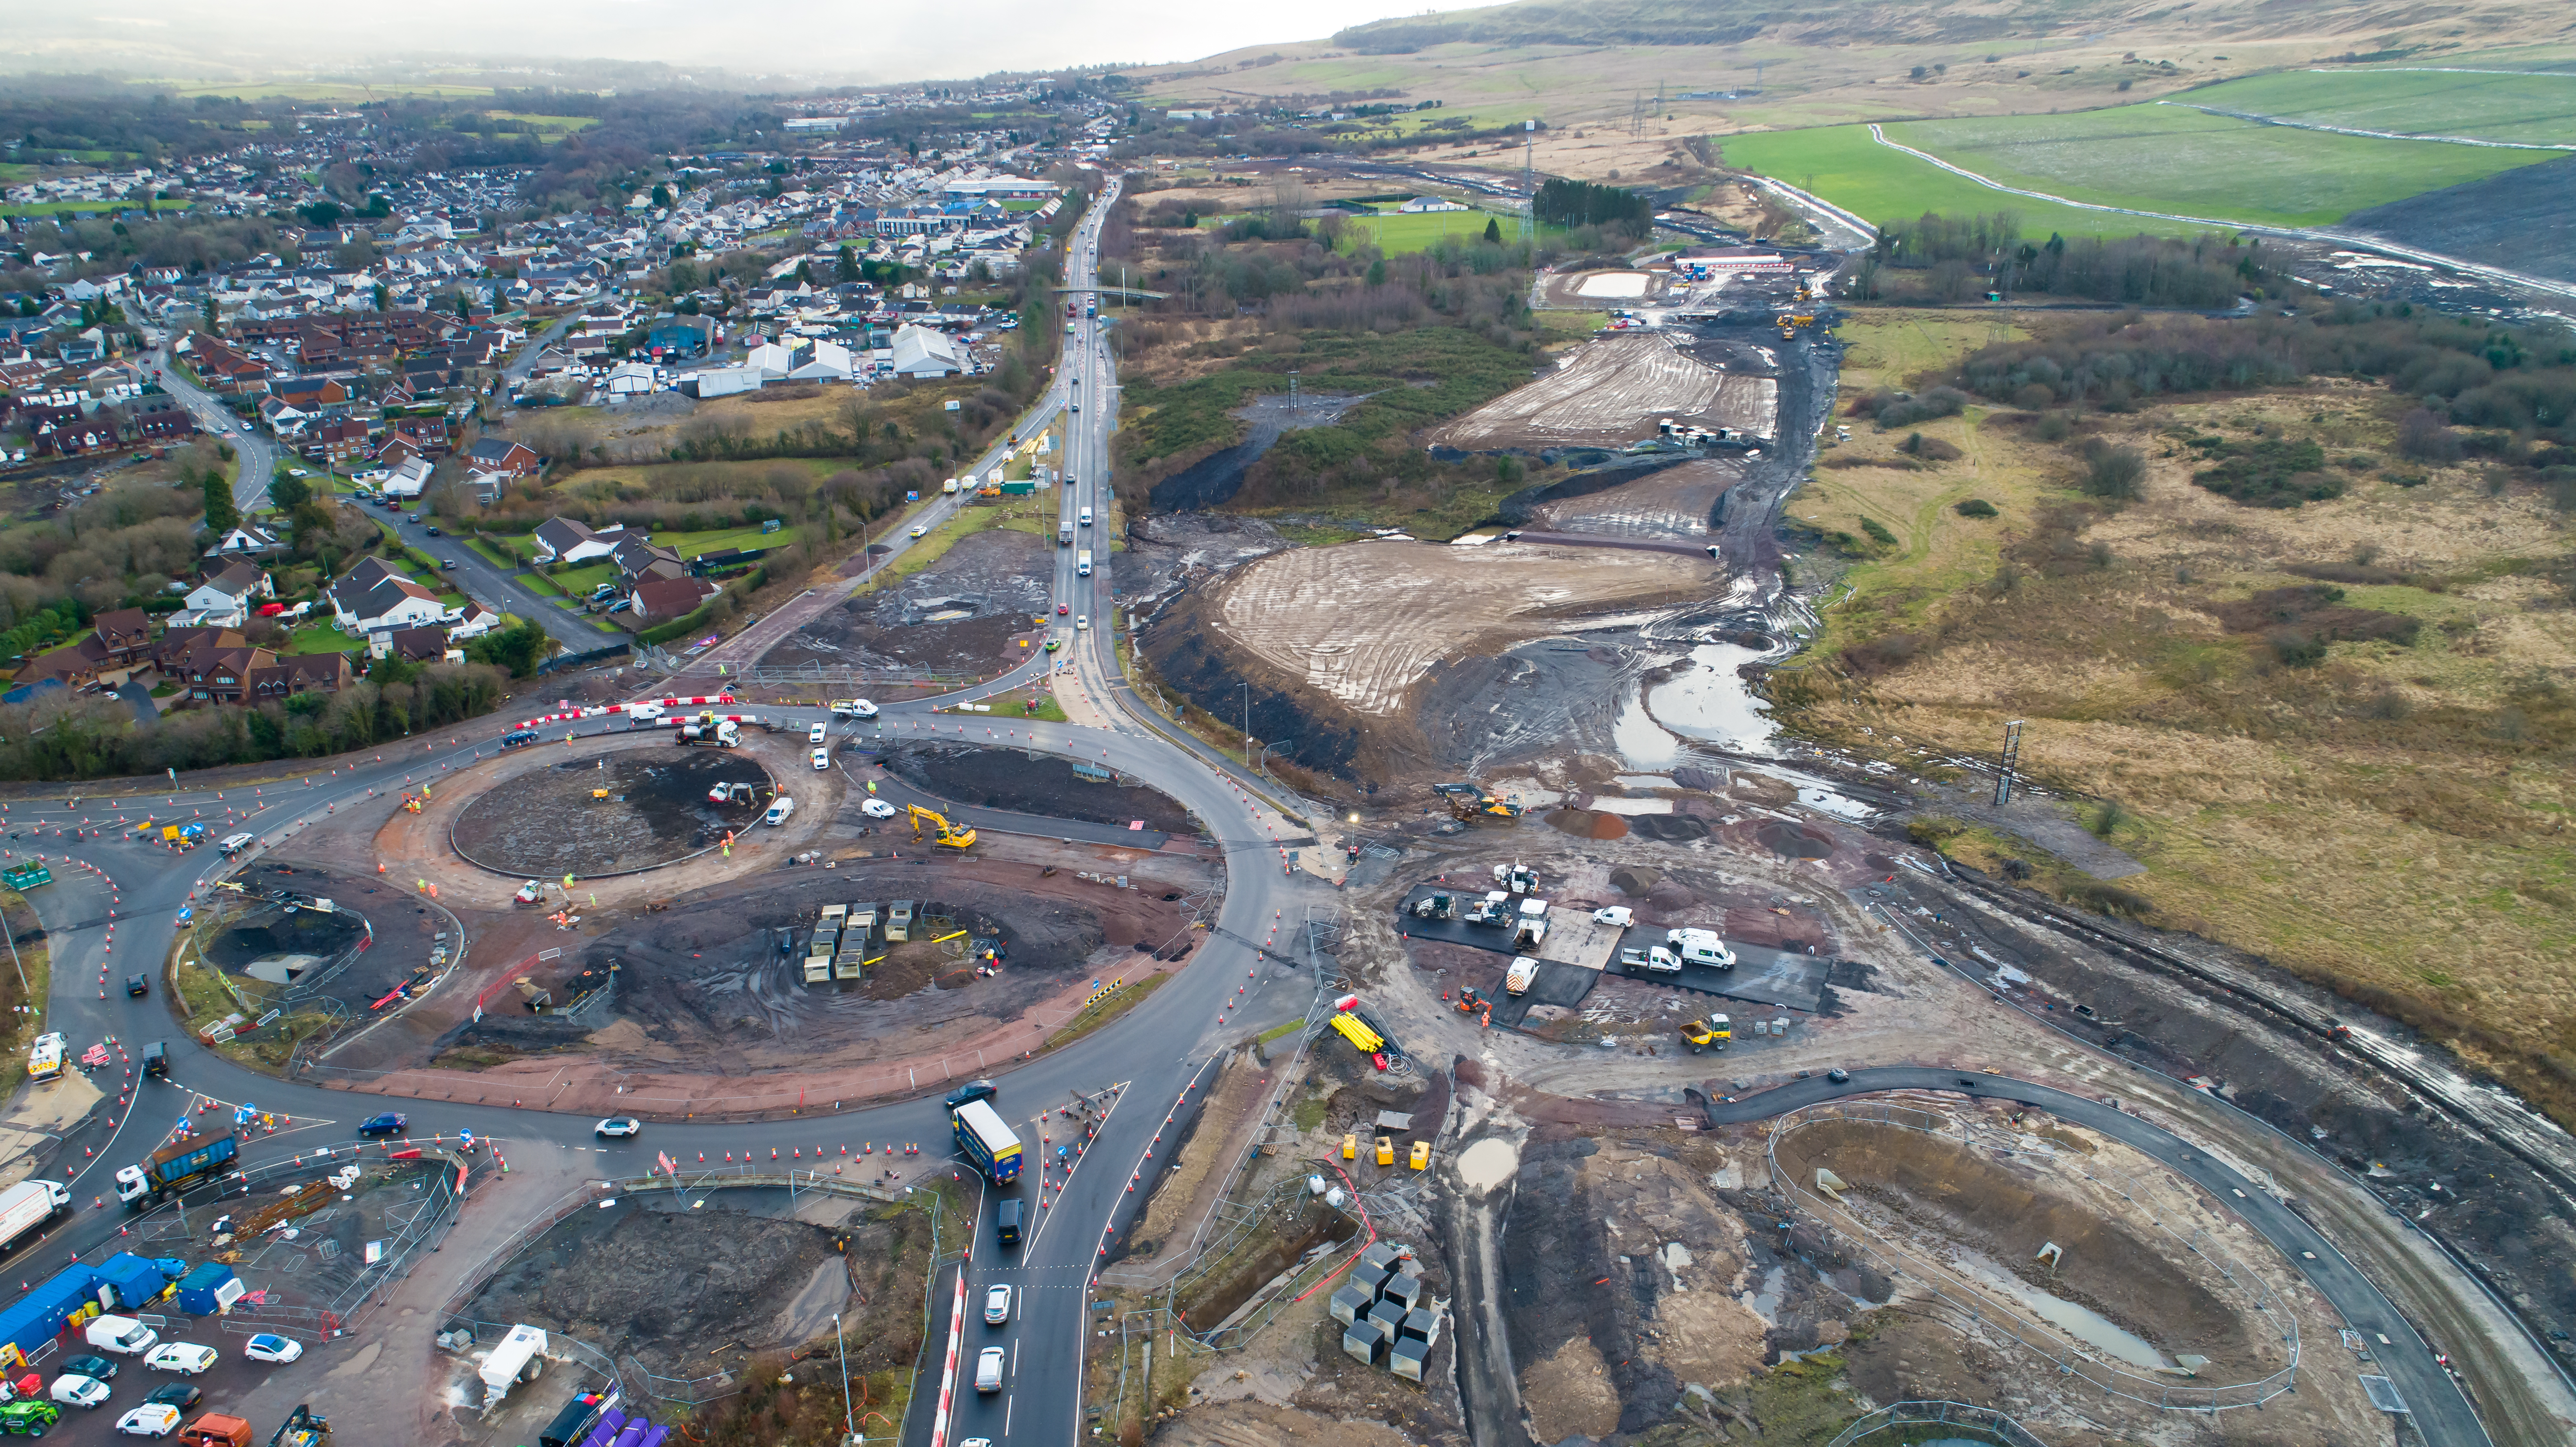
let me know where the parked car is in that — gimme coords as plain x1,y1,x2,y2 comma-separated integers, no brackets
809,722,828,745
984,1285,1012,1324
944,1080,997,1109
356,1113,406,1137
440,559,457,571
605,599,632,614
50,1374,109,1408
860,799,898,819
594,1118,641,1139
144,1344,216,1376
63,1355,117,1381
241,1335,302,1365
142,1384,200,1411
116,1403,181,1437
424,526,441,536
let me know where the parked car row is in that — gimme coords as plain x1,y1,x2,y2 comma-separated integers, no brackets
25,1327,303,1439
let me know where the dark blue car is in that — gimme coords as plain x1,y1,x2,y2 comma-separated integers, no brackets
357,1113,407,1137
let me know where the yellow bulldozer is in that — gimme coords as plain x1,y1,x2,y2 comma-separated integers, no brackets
906,804,978,851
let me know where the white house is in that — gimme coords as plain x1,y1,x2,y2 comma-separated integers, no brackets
602,361,658,398
174,560,272,629
529,517,625,565
381,453,435,499
325,558,448,635
1397,195,1468,214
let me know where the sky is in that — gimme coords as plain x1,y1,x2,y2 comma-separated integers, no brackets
15,0,1436,83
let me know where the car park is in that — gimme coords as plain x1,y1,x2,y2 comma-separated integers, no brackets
356,1113,407,1136
241,1335,302,1365
594,1118,641,1138
144,1344,215,1376
860,798,897,819
116,1403,181,1437
51,1374,109,1408
984,1284,1011,1324
944,1079,997,1109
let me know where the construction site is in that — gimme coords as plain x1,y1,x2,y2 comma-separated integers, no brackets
763,524,1056,679
449,748,775,878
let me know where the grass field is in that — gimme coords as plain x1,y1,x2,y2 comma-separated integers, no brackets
1722,126,2211,238
168,81,495,101
2174,68,2576,146
1341,207,1540,253
482,111,598,134
1885,104,2559,228
0,198,192,218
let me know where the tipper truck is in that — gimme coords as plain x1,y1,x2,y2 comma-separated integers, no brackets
116,1132,240,1206
0,1180,69,1256
675,719,740,748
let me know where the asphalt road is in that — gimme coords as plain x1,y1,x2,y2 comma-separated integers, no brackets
1707,1069,2482,1442
146,339,279,514
383,510,619,654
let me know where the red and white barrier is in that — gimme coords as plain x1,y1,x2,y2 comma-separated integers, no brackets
926,1248,973,1447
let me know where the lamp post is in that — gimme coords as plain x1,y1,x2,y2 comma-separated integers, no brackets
834,1310,854,1444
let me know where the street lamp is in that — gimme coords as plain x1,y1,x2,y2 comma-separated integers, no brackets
834,1311,854,1444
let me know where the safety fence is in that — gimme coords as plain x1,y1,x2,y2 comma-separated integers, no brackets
1826,1400,2053,1447
1766,1100,2300,1412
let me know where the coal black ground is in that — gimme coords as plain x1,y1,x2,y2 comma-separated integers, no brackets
874,741,1195,834
2342,154,2576,286
448,865,1193,1066
451,749,771,878
1416,636,1645,776
214,861,454,1014
1871,861,2576,1355
762,526,1051,677
1145,393,1365,512
455,1189,926,1380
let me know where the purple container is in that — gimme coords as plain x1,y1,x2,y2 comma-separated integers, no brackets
578,1408,628,1447
610,1421,648,1447
637,1429,670,1447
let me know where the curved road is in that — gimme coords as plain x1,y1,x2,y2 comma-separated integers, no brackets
0,177,2488,1447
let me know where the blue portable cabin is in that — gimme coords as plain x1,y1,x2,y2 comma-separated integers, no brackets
95,1253,174,1311
176,1261,243,1315
0,1265,102,1368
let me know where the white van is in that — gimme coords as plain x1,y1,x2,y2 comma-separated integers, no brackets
764,797,796,827
1665,927,1736,970
86,1314,159,1355
942,478,960,494
218,831,257,856
1078,507,1093,527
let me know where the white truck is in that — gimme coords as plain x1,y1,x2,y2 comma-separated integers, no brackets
1620,945,1684,974
1504,957,1542,995
1512,897,1549,951
1076,549,1093,577
675,719,740,748
0,1179,70,1255
764,797,797,827
25,1032,63,1082
1666,927,1736,970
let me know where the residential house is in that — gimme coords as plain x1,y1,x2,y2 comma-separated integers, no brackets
326,557,449,634
308,416,374,467
628,575,720,622
611,535,686,587
179,641,272,705
175,561,272,628
381,452,435,499
530,516,625,565
180,336,269,394
463,436,540,487
374,625,452,663
91,608,157,668
446,602,507,640
203,522,287,562
9,638,108,691
248,651,355,700
270,376,350,411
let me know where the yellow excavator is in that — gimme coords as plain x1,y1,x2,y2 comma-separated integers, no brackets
1433,782,1523,823
906,804,978,851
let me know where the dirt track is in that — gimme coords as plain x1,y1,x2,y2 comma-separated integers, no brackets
1428,333,1776,450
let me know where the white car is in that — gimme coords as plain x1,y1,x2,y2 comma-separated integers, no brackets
984,1284,1012,1324
860,798,898,819
1591,906,1635,928
118,1403,183,1437
594,1118,641,1139
242,1334,303,1365
628,703,665,721
51,1373,110,1408
144,1343,216,1375
1075,615,1089,631
811,747,831,771
809,722,829,744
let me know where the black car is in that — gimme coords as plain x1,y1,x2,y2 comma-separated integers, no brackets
146,1383,202,1412
425,526,442,536
126,974,149,997
357,1112,407,1136
1827,1068,1849,1084
943,1080,998,1110
501,729,541,748
62,1354,116,1381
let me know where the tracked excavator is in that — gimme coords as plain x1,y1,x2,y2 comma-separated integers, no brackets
1433,782,1523,823
907,804,978,851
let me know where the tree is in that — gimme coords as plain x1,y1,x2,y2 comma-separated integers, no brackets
1482,217,1503,244
372,282,389,312
201,471,238,536
463,617,555,678
836,244,860,283
651,183,675,210
267,472,312,510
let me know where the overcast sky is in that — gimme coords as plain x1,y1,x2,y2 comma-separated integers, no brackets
28,0,1433,83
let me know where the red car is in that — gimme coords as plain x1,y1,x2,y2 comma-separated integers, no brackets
1057,604,1069,616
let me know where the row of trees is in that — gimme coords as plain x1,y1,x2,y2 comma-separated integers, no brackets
1856,212,2276,308
0,664,513,781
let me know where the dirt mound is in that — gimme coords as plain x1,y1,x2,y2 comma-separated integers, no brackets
1628,814,1712,842
1610,865,1662,896
452,749,770,877
1773,1121,2256,1372
1756,821,1833,859
1548,808,1628,839
762,526,1050,676
879,741,1194,833
460,1200,849,1378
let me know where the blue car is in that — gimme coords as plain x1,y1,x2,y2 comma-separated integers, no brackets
357,1113,407,1137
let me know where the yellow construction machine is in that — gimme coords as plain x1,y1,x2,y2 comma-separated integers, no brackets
1681,1015,1732,1054
1433,782,1523,823
907,804,978,851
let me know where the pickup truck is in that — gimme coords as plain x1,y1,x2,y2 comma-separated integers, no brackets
1619,945,1683,974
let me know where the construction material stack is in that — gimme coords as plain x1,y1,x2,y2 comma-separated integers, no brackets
806,906,844,986
835,905,875,980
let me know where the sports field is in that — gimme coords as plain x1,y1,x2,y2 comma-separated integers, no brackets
2171,68,2576,146
1721,126,2211,238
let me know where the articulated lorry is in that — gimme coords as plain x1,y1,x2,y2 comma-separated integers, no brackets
116,1132,240,1206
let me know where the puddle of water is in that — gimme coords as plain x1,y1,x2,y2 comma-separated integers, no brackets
1588,797,1675,816
1612,691,1682,769
1954,1260,2170,1370
1645,641,1778,751
1613,774,1674,789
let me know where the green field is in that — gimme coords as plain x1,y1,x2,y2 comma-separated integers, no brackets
167,81,495,102
2172,68,2576,146
1886,103,2557,228
482,111,600,134
0,198,193,219
1722,126,2211,238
